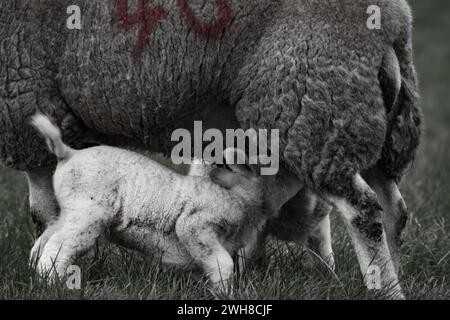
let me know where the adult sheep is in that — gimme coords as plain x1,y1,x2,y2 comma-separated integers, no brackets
0,0,421,297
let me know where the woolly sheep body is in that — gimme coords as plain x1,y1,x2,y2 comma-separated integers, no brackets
1,0,420,182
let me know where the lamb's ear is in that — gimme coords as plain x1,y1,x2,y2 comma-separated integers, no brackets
188,158,214,177
223,148,256,176
209,168,241,190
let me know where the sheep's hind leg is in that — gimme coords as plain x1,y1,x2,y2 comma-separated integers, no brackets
26,167,59,237
364,165,409,273
37,205,105,281
307,207,335,270
267,190,335,269
326,173,403,299
237,230,267,272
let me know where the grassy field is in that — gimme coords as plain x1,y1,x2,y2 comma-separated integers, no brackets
0,1,449,300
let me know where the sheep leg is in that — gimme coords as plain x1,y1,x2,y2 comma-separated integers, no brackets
26,167,59,237
326,173,403,299
179,227,234,292
237,230,267,271
203,247,234,293
267,189,335,268
364,165,409,273
307,210,335,270
30,220,63,263
37,206,105,280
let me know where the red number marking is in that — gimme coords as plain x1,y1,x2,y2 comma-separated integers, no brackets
177,0,231,39
117,0,232,56
117,0,167,56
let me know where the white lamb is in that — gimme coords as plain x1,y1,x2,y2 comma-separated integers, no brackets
29,114,300,289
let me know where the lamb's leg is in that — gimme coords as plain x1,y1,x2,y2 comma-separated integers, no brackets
364,165,409,273
37,206,105,280
178,227,234,292
326,173,403,299
30,220,62,263
26,167,59,236
203,247,235,292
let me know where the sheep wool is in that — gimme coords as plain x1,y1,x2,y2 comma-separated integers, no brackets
0,0,421,185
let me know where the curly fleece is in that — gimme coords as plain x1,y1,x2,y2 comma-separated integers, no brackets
0,0,421,188
232,0,421,190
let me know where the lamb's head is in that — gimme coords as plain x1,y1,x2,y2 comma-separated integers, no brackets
210,148,303,216
209,148,269,215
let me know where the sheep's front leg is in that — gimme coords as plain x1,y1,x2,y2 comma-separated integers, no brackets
326,174,403,299
178,226,234,292
364,165,409,273
26,167,59,236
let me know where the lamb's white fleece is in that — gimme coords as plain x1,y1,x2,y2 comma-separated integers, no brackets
30,114,301,288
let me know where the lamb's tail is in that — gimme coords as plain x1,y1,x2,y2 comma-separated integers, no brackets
31,114,74,161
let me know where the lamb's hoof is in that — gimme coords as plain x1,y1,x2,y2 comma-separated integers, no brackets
388,289,406,300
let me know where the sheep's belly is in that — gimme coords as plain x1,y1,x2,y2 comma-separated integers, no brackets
109,224,194,269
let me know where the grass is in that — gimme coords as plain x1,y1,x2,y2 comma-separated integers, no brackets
0,0,449,299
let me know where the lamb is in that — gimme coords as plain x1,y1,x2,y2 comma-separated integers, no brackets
29,114,300,289
1,0,421,298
